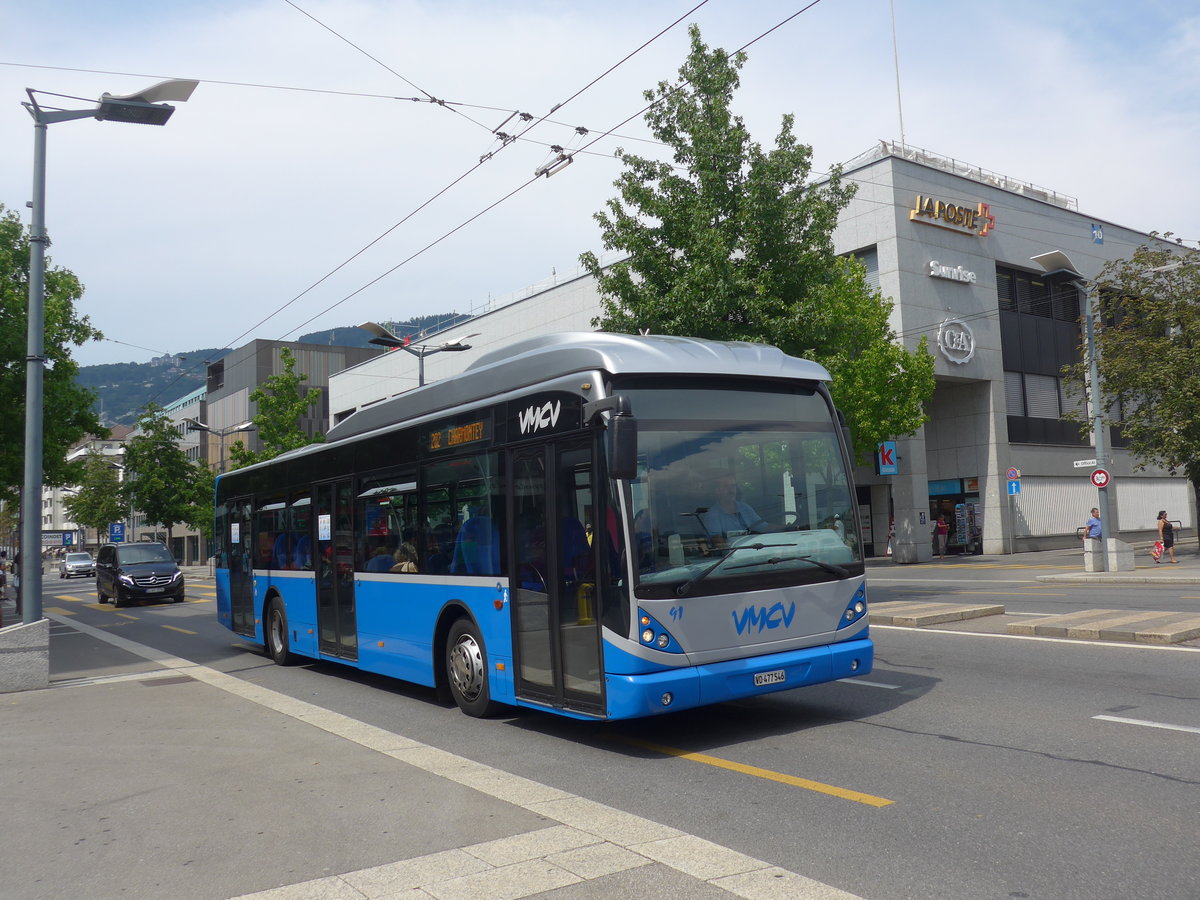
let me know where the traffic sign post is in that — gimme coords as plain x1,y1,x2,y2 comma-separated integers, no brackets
1090,468,1110,488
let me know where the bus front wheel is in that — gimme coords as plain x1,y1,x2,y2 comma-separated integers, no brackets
446,619,499,718
266,599,296,666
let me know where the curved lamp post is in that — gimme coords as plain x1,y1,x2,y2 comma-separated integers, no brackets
358,321,476,386
18,79,197,625
184,418,256,473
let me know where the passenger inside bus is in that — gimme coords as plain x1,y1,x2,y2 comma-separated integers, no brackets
365,546,395,572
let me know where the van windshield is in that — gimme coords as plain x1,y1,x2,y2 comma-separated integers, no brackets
119,544,175,565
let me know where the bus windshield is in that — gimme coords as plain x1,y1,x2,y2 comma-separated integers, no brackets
620,380,861,598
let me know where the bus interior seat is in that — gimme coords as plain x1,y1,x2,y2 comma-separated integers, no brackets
450,516,500,574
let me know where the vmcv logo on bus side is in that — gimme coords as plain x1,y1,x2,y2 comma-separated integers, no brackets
518,400,561,435
732,601,796,635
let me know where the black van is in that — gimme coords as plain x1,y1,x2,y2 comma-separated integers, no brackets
96,542,185,607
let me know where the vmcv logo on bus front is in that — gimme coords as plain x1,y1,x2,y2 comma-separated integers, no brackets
732,601,796,635
518,400,561,435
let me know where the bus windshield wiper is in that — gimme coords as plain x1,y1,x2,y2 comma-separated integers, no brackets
727,554,848,578
674,542,789,597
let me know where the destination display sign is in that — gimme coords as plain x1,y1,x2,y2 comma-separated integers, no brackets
428,417,491,452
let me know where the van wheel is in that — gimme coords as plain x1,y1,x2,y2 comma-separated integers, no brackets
266,600,296,665
446,619,500,718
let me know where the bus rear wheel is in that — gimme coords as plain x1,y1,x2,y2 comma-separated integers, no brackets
266,599,296,665
446,619,499,718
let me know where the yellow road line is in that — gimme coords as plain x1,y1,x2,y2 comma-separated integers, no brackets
43,606,74,615
116,612,138,620
162,625,196,635
620,737,893,808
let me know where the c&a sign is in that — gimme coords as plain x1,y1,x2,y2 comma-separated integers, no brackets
909,194,995,237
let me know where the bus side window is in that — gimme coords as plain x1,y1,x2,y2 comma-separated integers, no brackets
290,497,312,569
357,472,417,574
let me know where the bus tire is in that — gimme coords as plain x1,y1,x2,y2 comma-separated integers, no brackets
265,599,296,666
446,618,499,718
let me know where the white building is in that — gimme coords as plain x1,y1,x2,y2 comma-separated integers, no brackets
328,143,1194,562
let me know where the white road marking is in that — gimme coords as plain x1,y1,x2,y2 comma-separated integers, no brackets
839,678,901,690
1092,715,1200,735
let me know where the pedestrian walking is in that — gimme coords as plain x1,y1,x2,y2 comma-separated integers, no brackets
933,514,949,559
1155,510,1177,564
1082,508,1102,542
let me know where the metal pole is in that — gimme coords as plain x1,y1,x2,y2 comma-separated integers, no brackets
1083,284,1112,572
417,352,426,387
21,115,48,623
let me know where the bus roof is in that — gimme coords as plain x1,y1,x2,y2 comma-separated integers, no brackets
324,331,830,444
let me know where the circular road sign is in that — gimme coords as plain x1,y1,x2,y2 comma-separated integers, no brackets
1090,468,1111,488
1006,467,1020,480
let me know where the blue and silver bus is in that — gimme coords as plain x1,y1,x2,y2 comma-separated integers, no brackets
214,332,871,720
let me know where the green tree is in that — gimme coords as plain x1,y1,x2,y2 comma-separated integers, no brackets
228,346,324,469
1066,238,1200,537
0,204,105,502
123,405,204,545
63,449,126,550
581,26,934,461
186,465,216,543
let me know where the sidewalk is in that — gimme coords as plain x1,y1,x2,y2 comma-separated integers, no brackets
1,605,861,900
866,541,1200,584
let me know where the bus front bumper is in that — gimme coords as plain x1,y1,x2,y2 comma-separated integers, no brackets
604,637,873,720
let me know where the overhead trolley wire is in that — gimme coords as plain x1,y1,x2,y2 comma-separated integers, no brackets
139,1,704,407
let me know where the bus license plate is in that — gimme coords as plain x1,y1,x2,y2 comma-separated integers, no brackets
754,669,786,687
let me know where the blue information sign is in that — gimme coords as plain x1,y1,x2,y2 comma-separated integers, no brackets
109,522,126,542
1007,480,1021,495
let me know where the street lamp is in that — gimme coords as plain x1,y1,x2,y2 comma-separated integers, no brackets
19,79,197,626
1031,250,1111,572
358,322,477,386
184,419,256,473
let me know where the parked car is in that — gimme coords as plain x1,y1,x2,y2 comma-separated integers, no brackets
96,542,185,607
59,552,96,579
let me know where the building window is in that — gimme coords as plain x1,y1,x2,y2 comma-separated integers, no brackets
998,264,1088,447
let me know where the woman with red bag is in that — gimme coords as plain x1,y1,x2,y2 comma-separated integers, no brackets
1156,510,1177,564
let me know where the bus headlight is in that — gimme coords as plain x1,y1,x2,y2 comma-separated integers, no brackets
839,584,868,628
656,633,670,648
642,628,655,644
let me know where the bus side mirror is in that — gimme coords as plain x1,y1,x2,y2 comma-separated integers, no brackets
607,413,637,480
583,395,637,480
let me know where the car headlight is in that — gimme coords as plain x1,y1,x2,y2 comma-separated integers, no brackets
118,574,134,585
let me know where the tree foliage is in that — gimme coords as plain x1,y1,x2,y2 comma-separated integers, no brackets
0,204,104,502
228,346,324,470
63,449,126,549
581,25,934,462
123,405,205,545
1067,238,1200,526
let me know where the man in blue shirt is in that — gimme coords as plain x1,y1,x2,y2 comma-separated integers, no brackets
702,474,768,545
1083,508,1102,541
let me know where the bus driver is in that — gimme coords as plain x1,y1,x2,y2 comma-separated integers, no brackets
702,473,768,545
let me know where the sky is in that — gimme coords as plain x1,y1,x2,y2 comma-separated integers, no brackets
2,0,1197,367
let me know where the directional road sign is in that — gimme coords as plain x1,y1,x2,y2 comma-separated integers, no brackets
1007,480,1021,495
1073,458,1098,469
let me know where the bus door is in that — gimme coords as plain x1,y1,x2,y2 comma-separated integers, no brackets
228,499,256,636
510,438,604,714
315,480,358,660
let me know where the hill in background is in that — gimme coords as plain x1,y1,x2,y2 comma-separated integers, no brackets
78,314,470,427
